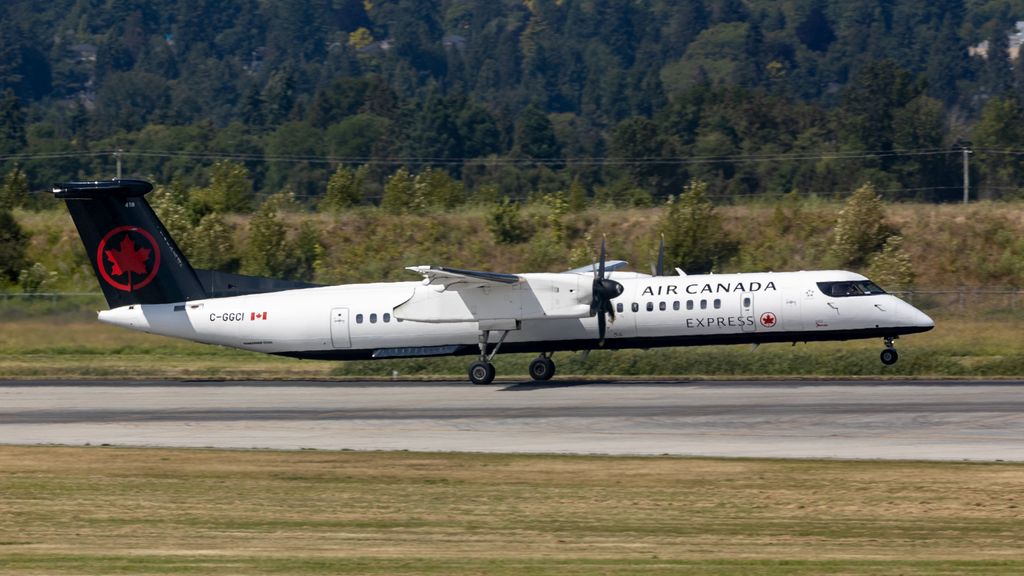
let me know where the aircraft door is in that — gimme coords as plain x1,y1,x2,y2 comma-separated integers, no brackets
741,293,756,332
330,307,351,348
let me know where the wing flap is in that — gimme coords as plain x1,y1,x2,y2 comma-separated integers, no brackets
395,271,592,323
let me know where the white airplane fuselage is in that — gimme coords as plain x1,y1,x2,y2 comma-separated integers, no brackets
98,269,934,361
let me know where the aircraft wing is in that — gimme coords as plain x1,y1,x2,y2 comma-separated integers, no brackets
405,265,521,289
397,267,591,323
563,260,629,275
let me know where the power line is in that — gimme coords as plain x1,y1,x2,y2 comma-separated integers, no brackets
0,147,963,167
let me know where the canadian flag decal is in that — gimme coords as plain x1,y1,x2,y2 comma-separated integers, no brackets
251,311,268,320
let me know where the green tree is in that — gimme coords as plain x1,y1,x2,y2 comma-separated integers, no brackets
0,89,25,155
290,222,321,282
795,2,835,52
608,116,679,196
972,97,1024,198
0,165,28,210
192,161,254,214
867,235,915,291
413,168,464,209
188,213,236,271
264,121,326,200
659,180,733,274
325,114,390,159
488,198,530,244
835,60,921,155
567,176,587,212
322,165,365,212
0,207,28,284
514,105,561,161
925,16,963,106
241,195,292,278
380,167,415,213
830,183,889,268
150,182,196,252
18,262,56,293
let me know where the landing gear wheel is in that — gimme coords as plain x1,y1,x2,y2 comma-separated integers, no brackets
880,348,899,366
469,361,496,385
529,356,556,381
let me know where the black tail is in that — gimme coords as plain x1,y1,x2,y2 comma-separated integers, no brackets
54,179,207,308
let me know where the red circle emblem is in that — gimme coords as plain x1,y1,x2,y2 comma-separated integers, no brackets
96,226,161,291
759,312,777,328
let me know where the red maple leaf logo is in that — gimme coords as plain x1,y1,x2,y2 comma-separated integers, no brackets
105,234,151,278
760,312,777,327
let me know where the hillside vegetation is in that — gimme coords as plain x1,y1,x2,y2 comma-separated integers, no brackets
5,1,1024,205
10,195,1024,292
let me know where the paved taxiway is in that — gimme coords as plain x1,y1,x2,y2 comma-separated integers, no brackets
2,379,1022,461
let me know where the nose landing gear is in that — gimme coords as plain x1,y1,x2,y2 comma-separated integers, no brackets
880,336,899,365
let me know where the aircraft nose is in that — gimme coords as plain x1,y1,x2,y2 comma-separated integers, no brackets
905,303,934,331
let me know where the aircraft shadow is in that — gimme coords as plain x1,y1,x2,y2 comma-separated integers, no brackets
498,379,632,391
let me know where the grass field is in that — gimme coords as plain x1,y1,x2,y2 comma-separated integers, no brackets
1,446,1023,575
1,310,1022,379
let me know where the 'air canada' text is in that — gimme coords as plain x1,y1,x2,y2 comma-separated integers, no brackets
641,281,777,297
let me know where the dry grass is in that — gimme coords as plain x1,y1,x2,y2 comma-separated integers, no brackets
1,446,1023,574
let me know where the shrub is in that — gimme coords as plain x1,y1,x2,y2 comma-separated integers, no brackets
831,183,889,267
659,180,735,274
488,198,530,244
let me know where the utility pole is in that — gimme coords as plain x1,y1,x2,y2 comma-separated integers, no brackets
961,144,971,204
115,148,123,179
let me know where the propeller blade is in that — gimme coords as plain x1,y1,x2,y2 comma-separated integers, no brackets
589,236,622,346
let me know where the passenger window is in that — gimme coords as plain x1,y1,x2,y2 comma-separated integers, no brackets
631,303,639,313
383,313,391,323
743,297,751,308
659,302,666,311
356,314,363,324
686,300,693,310
673,301,680,311
713,299,721,309
616,303,623,313
370,313,377,324
700,300,707,310
646,302,654,312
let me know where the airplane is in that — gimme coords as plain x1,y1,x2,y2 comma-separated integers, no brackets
54,179,935,384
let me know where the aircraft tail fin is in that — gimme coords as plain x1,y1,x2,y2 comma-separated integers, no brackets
53,179,207,308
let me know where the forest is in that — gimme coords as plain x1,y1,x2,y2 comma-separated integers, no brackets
2,0,1024,204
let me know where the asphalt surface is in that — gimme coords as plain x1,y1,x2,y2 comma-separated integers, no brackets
2,379,1023,461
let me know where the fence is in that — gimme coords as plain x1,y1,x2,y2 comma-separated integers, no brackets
2,290,1022,319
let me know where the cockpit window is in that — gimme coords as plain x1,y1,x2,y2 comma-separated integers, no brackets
817,281,886,297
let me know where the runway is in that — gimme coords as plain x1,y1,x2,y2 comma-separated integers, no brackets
2,379,1023,461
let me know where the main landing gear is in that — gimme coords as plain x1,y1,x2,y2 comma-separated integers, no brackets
468,329,508,385
880,336,899,365
528,353,556,381
467,331,559,385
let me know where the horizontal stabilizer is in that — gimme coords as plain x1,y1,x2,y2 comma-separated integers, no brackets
194,269,321,298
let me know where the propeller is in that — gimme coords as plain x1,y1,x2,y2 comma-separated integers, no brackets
590,236,624,345
650,235,665,277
